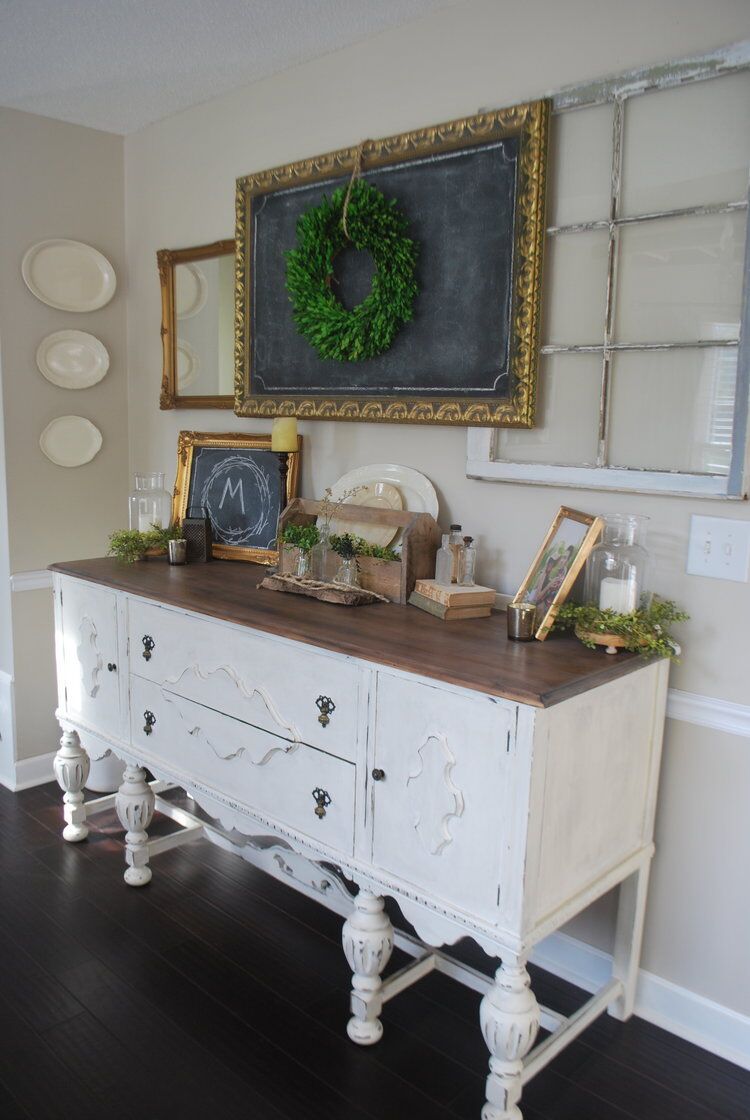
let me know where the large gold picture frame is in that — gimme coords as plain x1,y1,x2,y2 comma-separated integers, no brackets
172,431,301,564
234,101,549,428
513,507,603,640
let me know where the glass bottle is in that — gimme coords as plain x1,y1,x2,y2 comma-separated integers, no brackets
295,550,311,579
584,515,650,613
435,533,452,584
128,472,171,532
311,523,331,581
448,524,464,584
334,556,360,588
460,536,477,586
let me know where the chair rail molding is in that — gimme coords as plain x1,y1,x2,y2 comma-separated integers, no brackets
10,569,53,593
666,688,750,739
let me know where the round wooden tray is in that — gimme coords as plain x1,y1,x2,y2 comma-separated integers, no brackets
575,626,632,656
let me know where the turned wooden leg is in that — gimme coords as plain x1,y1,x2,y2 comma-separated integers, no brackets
342,891,394,1045
115,765,155,887
54,729,90,842
480,960,540,1120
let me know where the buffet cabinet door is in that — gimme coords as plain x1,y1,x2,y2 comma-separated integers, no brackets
59,579,121,739
371,673,515,922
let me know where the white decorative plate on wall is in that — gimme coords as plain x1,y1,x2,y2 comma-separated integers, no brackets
175,262,207,319
39,416,103,467
326,464,439,550
36,330,110,389
327,481,403,547
22,239,116,312
176,339,200,390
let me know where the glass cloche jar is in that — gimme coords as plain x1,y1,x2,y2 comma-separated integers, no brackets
584,514,649,614
128,472,171,532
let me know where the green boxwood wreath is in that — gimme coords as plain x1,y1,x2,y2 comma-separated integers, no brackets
284,179,419,362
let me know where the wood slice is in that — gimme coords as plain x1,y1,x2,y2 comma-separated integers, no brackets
259,573,385,607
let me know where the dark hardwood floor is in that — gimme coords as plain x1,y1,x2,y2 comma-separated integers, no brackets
1,781,747,1120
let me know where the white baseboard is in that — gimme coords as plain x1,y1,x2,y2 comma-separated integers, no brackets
531,930,750,1071
11,750,56,791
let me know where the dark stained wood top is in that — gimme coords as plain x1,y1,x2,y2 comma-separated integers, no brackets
50,556,649,709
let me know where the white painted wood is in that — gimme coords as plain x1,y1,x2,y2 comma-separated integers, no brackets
9,569,54,592
521,980,623,1085
53,728,90,841
667,687,750,738
609,863,651,1020
342,891,394,1045
115,764,155,886
52,571,674,1116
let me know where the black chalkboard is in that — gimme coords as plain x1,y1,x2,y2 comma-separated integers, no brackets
251,138,519,398
187,446,282,553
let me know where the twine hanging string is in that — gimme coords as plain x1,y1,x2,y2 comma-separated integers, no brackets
341,140,369,240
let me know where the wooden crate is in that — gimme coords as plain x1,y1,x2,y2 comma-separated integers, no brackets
278,498,441,604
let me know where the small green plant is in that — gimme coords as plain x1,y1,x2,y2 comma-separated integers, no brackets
108,524,182,563
330,532,358,560
281,523,320,553
330,532,399,562
554,597,689,659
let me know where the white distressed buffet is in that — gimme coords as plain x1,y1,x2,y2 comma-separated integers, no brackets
50,557,669,1120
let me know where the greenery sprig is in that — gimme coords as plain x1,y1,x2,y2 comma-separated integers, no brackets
330,533,399,562
285,179,418,362
108,524,183,564
281,523,320,554
553,598,689,660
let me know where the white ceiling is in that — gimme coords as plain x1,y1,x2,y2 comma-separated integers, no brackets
0,0,457,135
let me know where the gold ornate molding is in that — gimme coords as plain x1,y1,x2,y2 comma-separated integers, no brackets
234,101,550,427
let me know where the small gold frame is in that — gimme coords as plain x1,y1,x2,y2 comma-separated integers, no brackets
158,240,235,410
513,507,603,640
234,100,549,427
172,430,301,564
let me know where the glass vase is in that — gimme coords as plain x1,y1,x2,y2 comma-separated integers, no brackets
311,525,331,581
584,514,649,613
295,550,311,579
128,472,171,532
334,556,360,588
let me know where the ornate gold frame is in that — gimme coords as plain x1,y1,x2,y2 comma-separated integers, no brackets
158,240,235,410
172,430,301,564
234,101,549,427
513,507,603,640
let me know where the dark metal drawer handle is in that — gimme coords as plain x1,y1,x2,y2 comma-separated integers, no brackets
107,662,117,673
372,768,385,782
142,635,155,661
315,695,336,727
312,788,331,819
143,710,156,736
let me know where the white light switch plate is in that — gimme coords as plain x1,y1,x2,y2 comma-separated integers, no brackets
686,515,750,582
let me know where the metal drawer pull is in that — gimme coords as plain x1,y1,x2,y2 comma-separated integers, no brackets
372,768,385,782
312,788,331,819
143,710,156,736
142,635,155,661
107,662,117,673
315,695,336,727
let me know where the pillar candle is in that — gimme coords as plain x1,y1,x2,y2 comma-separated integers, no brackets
599,576,637,613
271,417,298,452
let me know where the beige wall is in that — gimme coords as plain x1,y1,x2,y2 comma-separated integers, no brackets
0,107,127,762
123,0,750,1020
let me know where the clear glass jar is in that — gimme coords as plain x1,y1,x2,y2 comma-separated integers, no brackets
434,533,452,584
460,536,477,586
311,524,331,581
334,556,360,588
448,524,464,583
128,472,171,532
584,514,650,613
295,550,311,579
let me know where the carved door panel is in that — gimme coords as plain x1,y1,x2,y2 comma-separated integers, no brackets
371,673,515,922
60,580,121,738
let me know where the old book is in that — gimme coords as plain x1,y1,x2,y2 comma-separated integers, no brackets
413,579,496,608
408,590,493,621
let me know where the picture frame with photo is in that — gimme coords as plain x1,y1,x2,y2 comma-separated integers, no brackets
513,507,603,640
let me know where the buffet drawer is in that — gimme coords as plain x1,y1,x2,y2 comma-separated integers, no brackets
128,598,360,762
130,676,355,855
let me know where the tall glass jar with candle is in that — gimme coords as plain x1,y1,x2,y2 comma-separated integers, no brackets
584,515,649,614
128,472,171,532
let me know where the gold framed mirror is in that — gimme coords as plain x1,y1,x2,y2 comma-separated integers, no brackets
158,239,235,409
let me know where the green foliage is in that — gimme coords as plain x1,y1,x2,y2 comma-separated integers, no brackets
108,523,182,563
281,523,320,553
554,597,689,660
330,533,399,562
285,179,419,362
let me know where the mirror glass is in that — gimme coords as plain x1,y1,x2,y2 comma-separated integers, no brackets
158,240,234,409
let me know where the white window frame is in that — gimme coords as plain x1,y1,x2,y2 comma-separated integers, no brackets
467,42,750,499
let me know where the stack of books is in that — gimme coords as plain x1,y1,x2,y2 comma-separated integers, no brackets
408,579,496,621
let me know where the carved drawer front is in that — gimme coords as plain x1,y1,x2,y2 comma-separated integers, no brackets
371,673,515,922
130,676,355,855
128,599,360,762
60,579,121,739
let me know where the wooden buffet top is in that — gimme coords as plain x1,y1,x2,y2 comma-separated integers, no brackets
50,556,645,709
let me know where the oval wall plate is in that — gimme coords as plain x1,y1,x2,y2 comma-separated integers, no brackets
39,416,103,467
36,330,110,389
22,239,116,312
